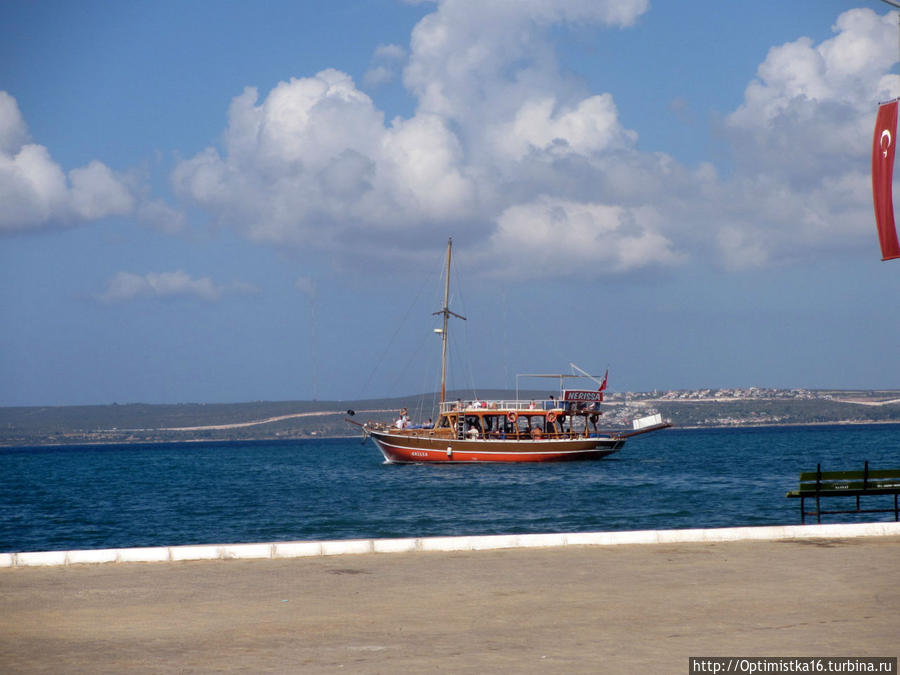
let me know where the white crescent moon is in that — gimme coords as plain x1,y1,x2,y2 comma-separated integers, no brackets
882,129,893,157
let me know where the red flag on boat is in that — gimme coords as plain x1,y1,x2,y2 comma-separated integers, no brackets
872,99,900,261
597,369,608,402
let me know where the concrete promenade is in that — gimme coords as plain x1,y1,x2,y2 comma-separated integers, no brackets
2,524,899,672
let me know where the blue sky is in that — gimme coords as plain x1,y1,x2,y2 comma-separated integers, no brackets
2,0,899,407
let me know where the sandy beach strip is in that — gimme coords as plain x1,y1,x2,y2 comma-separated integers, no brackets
2,526,899,672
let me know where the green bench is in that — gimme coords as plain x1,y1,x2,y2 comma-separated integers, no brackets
786,461,900,524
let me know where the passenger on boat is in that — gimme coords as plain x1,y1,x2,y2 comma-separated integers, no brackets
520,416,533,436
545,395,556,410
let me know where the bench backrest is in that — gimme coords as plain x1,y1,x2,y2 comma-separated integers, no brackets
795,461,900,493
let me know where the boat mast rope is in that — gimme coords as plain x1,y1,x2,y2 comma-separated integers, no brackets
448,249,478,400
356,247,443,401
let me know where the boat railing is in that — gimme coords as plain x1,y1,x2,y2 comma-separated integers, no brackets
439,399,586,414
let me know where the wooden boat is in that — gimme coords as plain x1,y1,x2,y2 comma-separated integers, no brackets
350,238,670,463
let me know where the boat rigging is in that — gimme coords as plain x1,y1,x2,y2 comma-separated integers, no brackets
348,237,670,463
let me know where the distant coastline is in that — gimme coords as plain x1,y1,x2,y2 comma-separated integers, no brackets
2,388,900,447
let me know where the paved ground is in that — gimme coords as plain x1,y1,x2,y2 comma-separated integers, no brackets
2,536,898,673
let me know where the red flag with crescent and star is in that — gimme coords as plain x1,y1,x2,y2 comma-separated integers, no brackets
872,99,900,261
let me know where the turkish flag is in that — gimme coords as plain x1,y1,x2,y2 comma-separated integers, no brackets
872,99,900,261
597,369,608,402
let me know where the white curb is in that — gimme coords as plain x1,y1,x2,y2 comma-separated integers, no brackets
117,547,170,564
3,521,900,568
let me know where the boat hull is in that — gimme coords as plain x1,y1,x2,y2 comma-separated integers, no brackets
368,429,624,463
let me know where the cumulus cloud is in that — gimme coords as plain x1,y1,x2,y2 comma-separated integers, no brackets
487,93,639,164
0,91,29,155
363,43,407,88
718,8,896,265
172,68,477,247
69,161,134,220
481,197,681,277
403,0,647,125
171,2,896,277
172,0,656,274
0,91,135,233
728,9,895,170
97,270,258,304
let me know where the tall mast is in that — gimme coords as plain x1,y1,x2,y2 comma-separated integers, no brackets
434,237,465,405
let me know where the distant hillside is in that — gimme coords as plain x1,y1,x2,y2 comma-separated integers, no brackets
0,391,457,446
2,389,899,446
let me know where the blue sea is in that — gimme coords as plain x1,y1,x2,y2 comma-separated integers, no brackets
2,425,899,553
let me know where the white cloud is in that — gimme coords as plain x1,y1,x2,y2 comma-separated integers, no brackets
172,0,650,269
403,0,648,123
6,2,892,278
0,143,68,230
719,7,897,266
374,44,406,61
0,91,28,155
171,3,897,277
136,198,188,234
481,197,681,278
97,270,257,304
364,43,407,88
491,94,637,161
69,161,134,221
363,65,395,89
380,113,475,221
172,69,476,246
0,91,135,233
728,9,895,164
173,70,390,237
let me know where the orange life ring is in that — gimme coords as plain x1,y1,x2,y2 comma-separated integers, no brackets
507,411,517,423
546,412,556,423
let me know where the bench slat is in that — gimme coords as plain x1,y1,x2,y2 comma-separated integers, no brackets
787,487,900,498
797,469,900,481
794,480,900,492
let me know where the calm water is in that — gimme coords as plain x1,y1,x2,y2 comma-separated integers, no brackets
2,425,899,553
